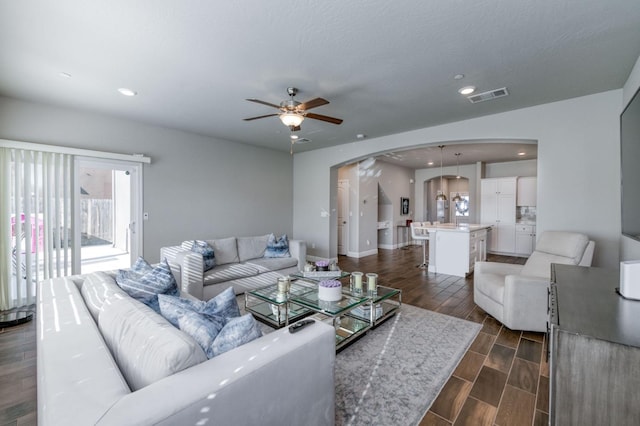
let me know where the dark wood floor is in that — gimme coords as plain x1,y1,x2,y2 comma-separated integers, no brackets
0,246,546,426
337,247,548,426
0,307,37,426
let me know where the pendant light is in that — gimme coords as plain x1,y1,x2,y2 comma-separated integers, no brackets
436,145,447,201
452,153,462,203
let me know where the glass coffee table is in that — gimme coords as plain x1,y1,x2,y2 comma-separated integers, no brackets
289,283,371,350
244,280,316,328
347,285,402,327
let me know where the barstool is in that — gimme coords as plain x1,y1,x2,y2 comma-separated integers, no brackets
410,222,430,269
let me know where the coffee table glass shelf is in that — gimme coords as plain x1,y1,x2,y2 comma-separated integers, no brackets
347,285,402,327
244,280,316,328
290,270,350,281
289,288,370,350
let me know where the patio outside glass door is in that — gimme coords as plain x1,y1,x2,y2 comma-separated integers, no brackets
74,158,142,273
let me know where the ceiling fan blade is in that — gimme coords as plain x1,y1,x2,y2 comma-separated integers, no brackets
243,113,279,121
298,97,329,111
305,112,343,125
246,98,281,109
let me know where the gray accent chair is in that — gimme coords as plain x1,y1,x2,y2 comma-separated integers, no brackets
474,231,595,332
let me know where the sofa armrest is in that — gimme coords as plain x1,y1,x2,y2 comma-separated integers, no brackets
475,261,524,276
160,245,205,300
96,320,336,426
289,239,307,271
503,274,550,333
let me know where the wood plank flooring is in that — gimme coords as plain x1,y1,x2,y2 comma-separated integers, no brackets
0,307,37,426
0,246,547,426
336,247,548,426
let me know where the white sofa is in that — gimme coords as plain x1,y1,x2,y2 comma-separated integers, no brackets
474,231,595,332
37,271,335,426
161,235,307,301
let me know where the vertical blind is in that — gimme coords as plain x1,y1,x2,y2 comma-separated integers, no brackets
0,148,73,310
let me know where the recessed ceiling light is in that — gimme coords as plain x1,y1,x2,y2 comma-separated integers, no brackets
427,161,434,166
58,72,72,78
290,134,299,140
356,133,366,139
518,152,526,156
454,74,465,80
117,88,137,97
458,86,476,95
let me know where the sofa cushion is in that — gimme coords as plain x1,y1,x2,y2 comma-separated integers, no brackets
520,251,577,278
264,233,291,258
211,314,263,357
245,256,298,272
178,311,262,358
116,258,179,312
203,263,259,285
158,287,241,328
206,237,239,265
99,295,207,391
176,311,226,358
237,235,269,262
533,231,588,263
80,271,128,323
191,240,216,271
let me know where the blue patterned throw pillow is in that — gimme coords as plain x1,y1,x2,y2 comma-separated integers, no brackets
264,233,290,258
116,258,179,313
211,314,263,357
177,311,227,359
191,240,216,271
158,287,241,328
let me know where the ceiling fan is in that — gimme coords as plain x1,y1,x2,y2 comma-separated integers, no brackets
243,87,343,131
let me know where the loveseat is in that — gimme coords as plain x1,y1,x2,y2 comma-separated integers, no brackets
474,231,595,332
37,270,335,425
161,235,306,301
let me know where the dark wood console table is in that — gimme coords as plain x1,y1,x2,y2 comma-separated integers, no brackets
549,264,640,425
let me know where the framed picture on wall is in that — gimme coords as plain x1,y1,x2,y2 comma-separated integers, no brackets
401,197,410,215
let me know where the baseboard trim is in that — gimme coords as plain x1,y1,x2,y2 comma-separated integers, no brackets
346,248,378,258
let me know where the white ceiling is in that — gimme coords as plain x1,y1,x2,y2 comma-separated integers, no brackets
1,1,639,155
377,141,537,169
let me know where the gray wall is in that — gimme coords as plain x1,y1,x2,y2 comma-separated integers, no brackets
335,160,414,255
0,96,294,263
621,55,640,262
293,90,622,270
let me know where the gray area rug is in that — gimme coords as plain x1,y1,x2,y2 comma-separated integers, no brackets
244,300,481,426
333,304,481,426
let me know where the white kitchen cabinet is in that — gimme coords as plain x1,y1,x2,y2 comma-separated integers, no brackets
427,225,488,277
481,178,516,253
515,224,536,256
517,177,537,206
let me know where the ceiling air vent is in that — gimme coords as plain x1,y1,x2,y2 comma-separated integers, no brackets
467,87,509,104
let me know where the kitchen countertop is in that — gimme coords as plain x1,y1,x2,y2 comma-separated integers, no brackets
416,223,492,233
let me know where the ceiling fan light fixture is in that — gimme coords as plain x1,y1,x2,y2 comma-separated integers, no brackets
279,112,304,127
453,152,462,202
436,145,447,201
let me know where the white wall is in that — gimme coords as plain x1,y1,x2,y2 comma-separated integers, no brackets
0,96,294,263
293,90,622,270
621,55,640,261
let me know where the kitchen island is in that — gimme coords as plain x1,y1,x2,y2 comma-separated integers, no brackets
415,223,491,277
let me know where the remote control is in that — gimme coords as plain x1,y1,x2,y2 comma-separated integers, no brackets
289,319,315,333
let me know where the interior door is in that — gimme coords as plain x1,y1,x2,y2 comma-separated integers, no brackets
338,179,349,255
73,157,142,273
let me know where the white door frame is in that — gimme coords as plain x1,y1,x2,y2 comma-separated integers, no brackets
338,179,349,256
73,157,143,273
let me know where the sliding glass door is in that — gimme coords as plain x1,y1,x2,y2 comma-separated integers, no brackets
73,158,142,273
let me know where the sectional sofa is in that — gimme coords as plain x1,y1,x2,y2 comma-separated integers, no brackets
37,270,335,425
161,235,307,300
